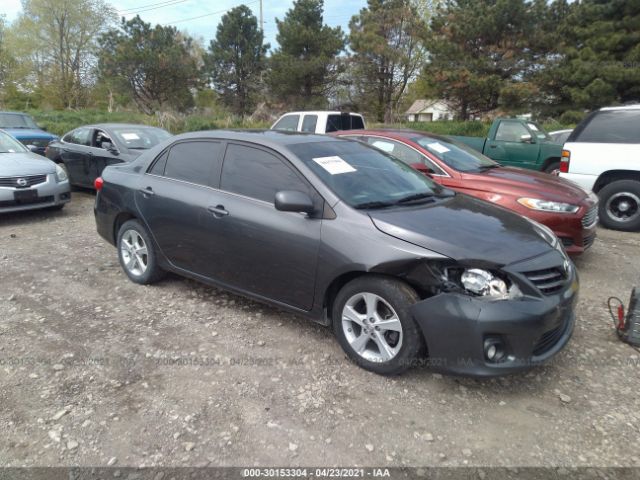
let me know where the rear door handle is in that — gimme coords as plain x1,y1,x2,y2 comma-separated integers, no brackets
139,187,154,197
208,205,229,217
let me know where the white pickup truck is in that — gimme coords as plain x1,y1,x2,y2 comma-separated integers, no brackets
560,105,640,231
271,111,365,134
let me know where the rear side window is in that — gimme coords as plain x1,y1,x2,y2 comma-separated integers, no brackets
326,114,365,132
351,116,365,129
572,110,640,144
273,115,300,131
301,115,318,133
149,150,169,175
163,141,222,186
65,127,91,146
220,144,309,203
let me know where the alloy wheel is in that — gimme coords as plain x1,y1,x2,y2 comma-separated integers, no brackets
341,292,403,363
120,229,149,276
606,192,640,223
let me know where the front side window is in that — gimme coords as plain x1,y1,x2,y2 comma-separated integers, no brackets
220,144,308,203
414,135,497,172
163,141,222,186
289,140,444,209
495,122,531,142
272,115,300,131
301,115,318,133
573,110,640,144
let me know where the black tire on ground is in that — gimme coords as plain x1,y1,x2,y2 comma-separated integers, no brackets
544,161,560,174
46,204,65,211
598,180,640,232
332,275,425,376
116,219,166,284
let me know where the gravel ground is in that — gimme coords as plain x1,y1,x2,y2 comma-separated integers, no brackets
1,191,639,468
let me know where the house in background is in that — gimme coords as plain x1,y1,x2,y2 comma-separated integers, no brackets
405,99,455,122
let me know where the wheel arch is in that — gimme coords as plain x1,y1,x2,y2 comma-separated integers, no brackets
113,212,138,244
593,170,640,193
541,156,560,172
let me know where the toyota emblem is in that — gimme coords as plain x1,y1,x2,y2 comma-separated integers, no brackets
16,178,28,187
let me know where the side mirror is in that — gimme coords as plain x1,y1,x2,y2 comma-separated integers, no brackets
520,134,533,143
102,141,119,155
275,190,315,214
411,162,434,177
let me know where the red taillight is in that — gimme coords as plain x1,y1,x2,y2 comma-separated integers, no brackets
94,177,104,191
560,149,570,173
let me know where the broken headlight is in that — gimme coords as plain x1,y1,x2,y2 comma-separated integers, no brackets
445,267,521,300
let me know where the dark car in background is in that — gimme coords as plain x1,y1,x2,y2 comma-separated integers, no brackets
0,111,58,156
94,130,577,377
334,129,598,255
46,123,172,188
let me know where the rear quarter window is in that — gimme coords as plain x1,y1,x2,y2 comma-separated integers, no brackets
273,115,300,131
571,110,640,144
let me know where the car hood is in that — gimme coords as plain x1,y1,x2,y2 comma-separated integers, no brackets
3,128,57,140
368,194,553,266
461,167,590,203
0,152,57,175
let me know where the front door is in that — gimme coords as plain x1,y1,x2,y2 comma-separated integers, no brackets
208,142,322,311
486,120,540,168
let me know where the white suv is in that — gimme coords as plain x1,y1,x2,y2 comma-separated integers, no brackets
560,105,640,231
271,111,365,134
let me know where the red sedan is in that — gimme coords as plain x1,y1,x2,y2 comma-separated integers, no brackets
334,129,598,255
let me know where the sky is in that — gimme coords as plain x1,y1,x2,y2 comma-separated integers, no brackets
0,0,365,50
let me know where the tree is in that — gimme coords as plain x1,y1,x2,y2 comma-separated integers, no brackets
98,16,201,114
10,0,116,108
268,0,345,108
0,16,14,97
204,6,268,116
349,0,429,122
424,0,543,120
533,0,640,116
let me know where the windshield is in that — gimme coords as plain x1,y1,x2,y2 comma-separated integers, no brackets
0,130,29,153
289,140,447,209
414,135,498,172
0,113,38,129
111,127,172,150
526,122,550,140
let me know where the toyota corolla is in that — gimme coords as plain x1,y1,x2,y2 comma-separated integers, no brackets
94,131,578,376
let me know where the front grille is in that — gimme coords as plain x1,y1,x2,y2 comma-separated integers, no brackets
18,138,51,148
533,318,568,356
583,233,596,249
582,205,598,228
0,175,48,188
524,267,567,295
560,237,573,247
0,195,54,208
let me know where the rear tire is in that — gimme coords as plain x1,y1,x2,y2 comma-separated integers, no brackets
598,180,640,232
117,219,166,284
332,275,424,375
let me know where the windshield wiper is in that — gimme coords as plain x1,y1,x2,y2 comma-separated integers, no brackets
477,164,501,170
353,200,396,210
394,192,435,204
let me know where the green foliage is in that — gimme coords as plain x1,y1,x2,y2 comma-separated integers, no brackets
204,6,268,116
267,0,346,108
349,0,429,122
98,16,201,114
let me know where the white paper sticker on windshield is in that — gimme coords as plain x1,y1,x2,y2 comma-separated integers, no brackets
372,140,395,153
122,133,140,140
427,142,450,154
313,156,357,175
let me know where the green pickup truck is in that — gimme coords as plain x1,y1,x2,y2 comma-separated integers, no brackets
450,118,563,173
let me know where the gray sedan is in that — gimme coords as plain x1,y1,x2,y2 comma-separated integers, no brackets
0,129,70,213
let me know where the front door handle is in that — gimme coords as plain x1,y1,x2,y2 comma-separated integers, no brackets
139,187,155,197
208,205,229,217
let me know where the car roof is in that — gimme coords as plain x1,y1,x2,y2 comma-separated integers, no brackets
278,111,363,116
336,128,452,142
85,123,167,129
0,111,31,116
600,104,640,111
173,129,344,147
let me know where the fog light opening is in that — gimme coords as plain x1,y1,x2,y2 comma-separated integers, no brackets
484,337,505,363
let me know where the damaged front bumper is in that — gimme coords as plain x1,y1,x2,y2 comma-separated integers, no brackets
410,254,579,377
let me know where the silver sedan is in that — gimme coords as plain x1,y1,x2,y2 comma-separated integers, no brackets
0,129,70,213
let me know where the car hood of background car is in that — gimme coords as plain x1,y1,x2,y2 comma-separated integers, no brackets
368,194,553,265
4,128,57,140
460,167,589,204
0,152,56,175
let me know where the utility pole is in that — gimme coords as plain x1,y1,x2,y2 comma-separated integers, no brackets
259,0,263,32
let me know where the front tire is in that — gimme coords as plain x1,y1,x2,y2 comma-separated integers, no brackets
598,180,640,231
544,161,560,175
332,275,424,375
117,219,165,284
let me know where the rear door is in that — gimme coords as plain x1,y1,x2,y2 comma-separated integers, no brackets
485,120,540,168
207,142,322,310
136,140,224,275
60,127,93,187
